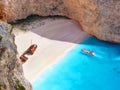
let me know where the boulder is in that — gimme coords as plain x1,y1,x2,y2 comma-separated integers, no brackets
0,21,32,90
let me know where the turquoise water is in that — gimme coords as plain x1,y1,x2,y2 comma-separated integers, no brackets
32,36,120,90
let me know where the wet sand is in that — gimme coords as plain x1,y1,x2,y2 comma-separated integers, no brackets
13,17,89,82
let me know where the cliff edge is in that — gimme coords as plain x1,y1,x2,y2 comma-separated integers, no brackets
0,0,120,43
0,21,32,90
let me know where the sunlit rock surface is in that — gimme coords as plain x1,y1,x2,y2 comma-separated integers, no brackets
0,21,32,90
0,0,120,43
0,0,120,89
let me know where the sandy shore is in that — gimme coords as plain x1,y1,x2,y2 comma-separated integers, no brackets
13,17,89,83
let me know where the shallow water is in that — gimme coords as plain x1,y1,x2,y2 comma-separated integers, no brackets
32,36,120,90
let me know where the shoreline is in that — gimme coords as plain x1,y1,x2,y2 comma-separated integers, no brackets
12,18,89,82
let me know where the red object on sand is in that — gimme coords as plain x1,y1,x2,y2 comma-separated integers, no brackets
20,44,37,62
20,55,28,62
25,44,37,55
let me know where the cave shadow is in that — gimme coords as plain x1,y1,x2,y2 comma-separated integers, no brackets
10,15,90,44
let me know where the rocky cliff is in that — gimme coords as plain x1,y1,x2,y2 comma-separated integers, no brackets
0,21,32,90
0,0,120,43
0,0,120,89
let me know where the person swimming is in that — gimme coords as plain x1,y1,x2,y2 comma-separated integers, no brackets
81,48,95,56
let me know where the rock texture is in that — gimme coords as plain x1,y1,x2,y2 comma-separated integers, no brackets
0,21,32,90
0,0,120,43
0,0,119,89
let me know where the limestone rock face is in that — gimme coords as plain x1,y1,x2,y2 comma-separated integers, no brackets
0,0,120,43
0,21,32,90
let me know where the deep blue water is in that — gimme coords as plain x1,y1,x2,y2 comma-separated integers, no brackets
32,36,120,90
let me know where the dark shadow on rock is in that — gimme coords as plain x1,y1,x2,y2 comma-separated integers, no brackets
11,15,89,44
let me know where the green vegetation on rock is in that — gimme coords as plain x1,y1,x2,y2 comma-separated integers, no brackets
0,84,2,90
15,80,25,90
0,35,2,41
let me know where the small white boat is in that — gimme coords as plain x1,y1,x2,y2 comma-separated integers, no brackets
81,48,95,56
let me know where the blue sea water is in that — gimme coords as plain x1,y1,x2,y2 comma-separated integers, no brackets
32,36,120,90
